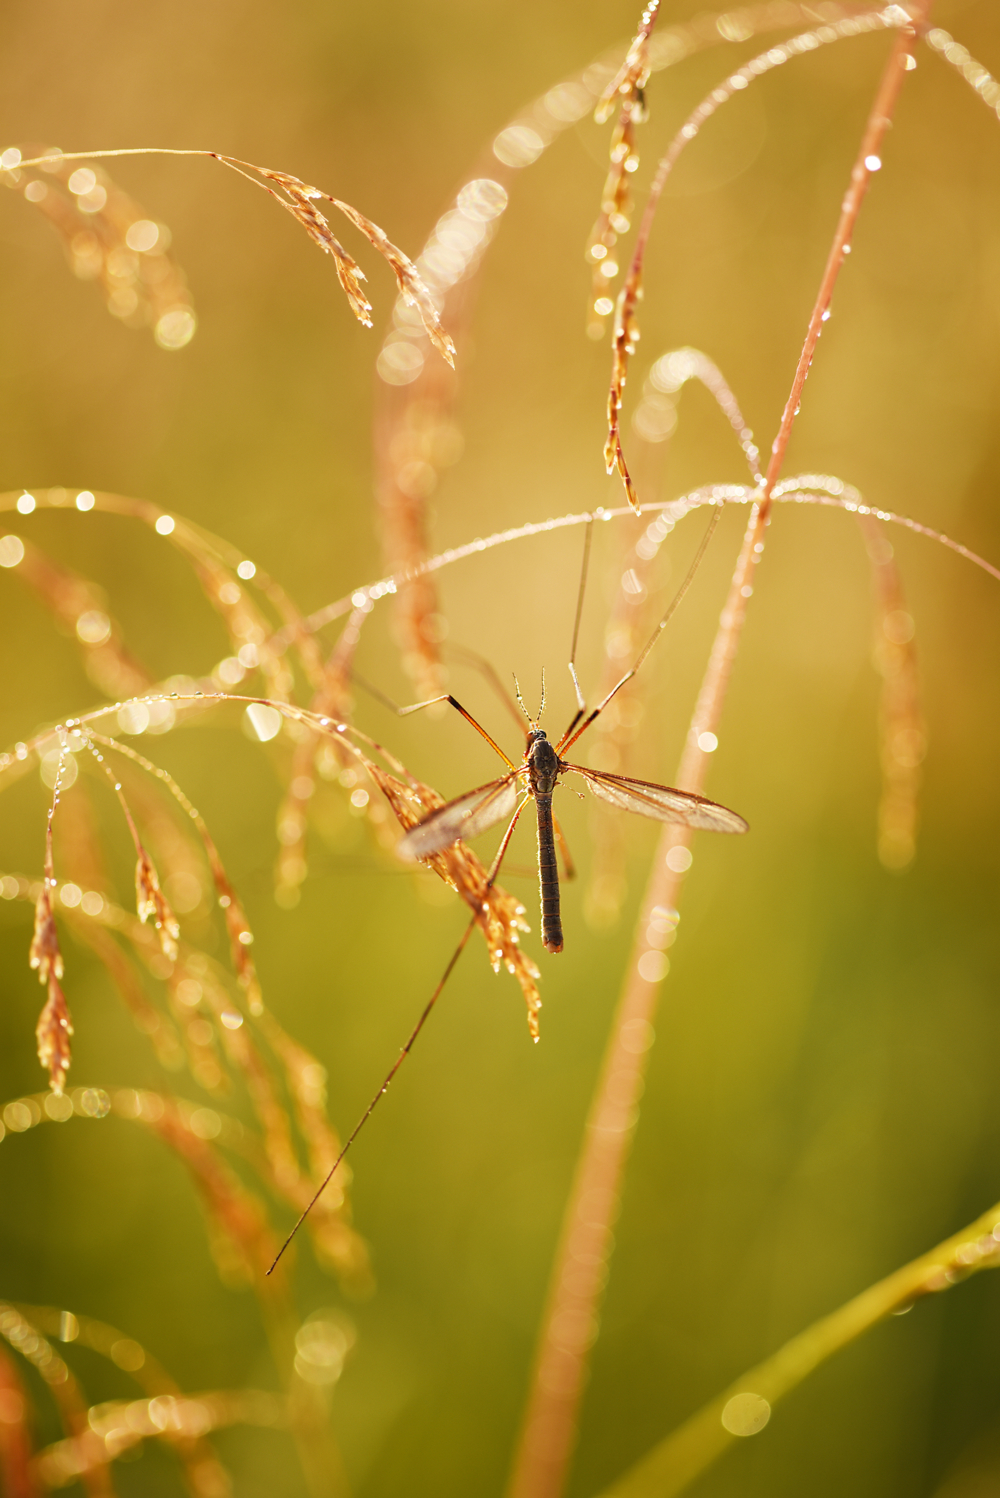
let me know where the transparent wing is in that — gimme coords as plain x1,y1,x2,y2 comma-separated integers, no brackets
567,766,748,834
398,774,522,860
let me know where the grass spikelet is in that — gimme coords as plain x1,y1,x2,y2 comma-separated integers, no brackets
1,146,195,348
134,847,181,961
81,735,183,962
331,193,456,367
28,881,63,987
35,979,73,1096
606,284,643,513
230,159,455,361
254,167,374,325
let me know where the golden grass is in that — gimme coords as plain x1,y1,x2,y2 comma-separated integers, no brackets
7,1,1000,1494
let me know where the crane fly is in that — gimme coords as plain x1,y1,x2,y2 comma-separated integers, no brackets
396,505,747,951
267,505,745,1273
396,682,747,952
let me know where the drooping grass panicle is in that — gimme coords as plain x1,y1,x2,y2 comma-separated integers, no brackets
250,165,373,326
81,728,265,1012
13,859,369,1282
14,709,370,1280
1,147,455,362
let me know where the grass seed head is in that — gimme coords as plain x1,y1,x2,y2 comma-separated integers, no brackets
35,978,73,1095
135,847,180,962
29,883,63,985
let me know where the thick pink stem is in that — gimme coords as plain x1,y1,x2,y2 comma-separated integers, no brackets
505,8,930,1496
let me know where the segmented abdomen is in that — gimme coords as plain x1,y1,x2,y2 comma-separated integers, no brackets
535,793,562,954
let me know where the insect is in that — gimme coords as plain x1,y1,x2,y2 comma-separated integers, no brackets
396,512,747,952
396,677,747,952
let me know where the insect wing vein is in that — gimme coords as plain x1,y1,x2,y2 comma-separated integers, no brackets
399,774,521,859
566,766,748,834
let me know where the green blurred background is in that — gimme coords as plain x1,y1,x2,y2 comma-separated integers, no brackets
2,1,1000,1493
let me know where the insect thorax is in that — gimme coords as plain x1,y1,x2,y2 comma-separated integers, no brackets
526,730,561,794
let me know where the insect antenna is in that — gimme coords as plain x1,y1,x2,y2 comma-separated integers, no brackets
557,502,723,755
512,669,547,730
266,793,528,1274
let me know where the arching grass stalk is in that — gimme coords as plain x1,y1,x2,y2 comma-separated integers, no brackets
595,1195,1000,1497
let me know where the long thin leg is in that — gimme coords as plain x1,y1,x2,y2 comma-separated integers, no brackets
398,693,516,770
356,660,524,751
267,795,529,1276
556,504,723,756
352,672,516,770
